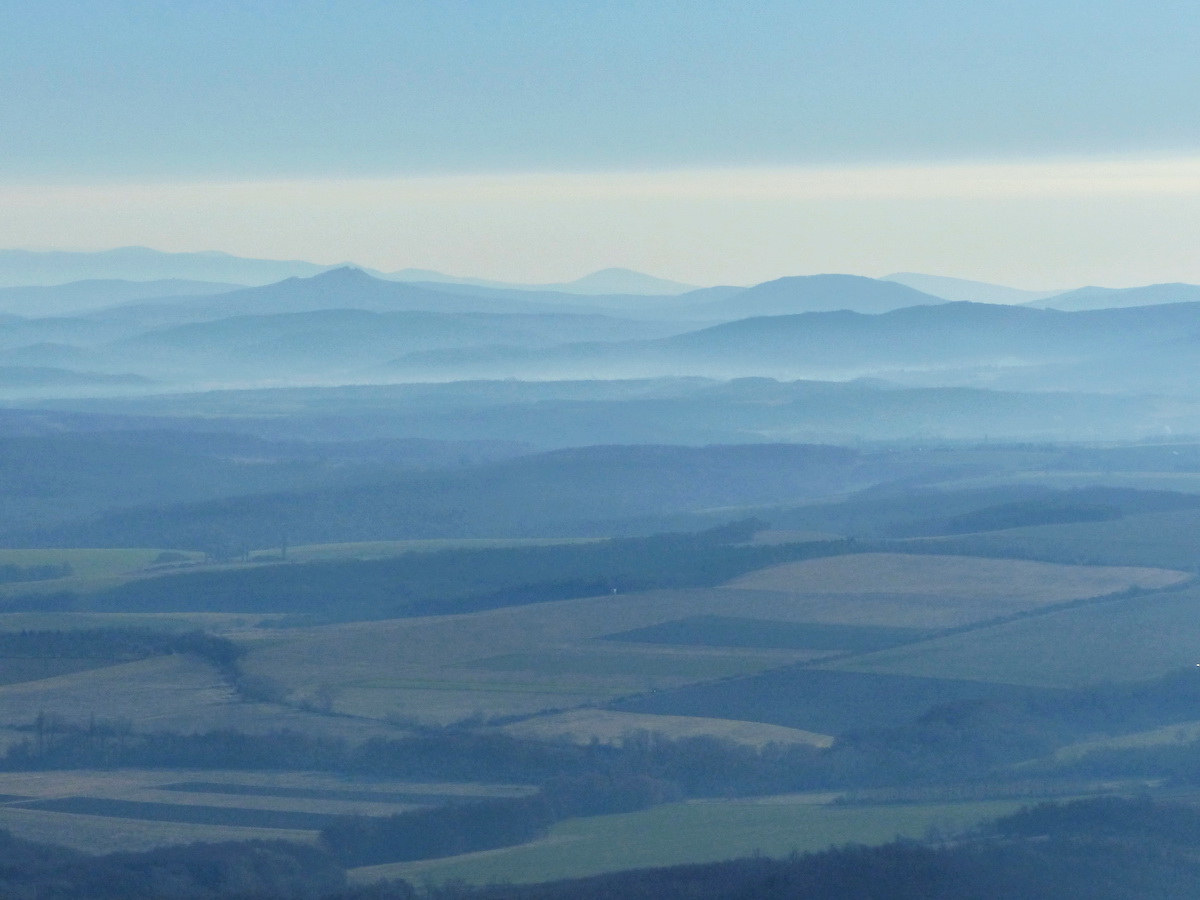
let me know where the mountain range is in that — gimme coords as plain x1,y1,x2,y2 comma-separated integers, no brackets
0,261,1198,404
383,297,1200,390
0,247,697,296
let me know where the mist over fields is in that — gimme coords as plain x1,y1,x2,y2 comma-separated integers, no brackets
8,248,1200,898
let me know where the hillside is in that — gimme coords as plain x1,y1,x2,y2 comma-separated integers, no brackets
696,274,942,317
104,308,677,382
2,443,862,548
0,429,525,534
0,279,243,316
1030,282,1200,311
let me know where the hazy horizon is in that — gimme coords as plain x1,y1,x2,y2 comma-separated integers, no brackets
5,2,1200,288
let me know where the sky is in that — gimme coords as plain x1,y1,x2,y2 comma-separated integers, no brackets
3,0,1200,286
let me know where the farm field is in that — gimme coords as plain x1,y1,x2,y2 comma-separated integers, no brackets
726,553,1186,610
0,547,209,599
606,616,934,651
0,805,315,854
280,537,597,562
0,653,411,739
936,470,1200,496
0,655,119,686
499,709,833,747
0,768,530,853
826,582,1200,688
0,547,203,580
0,540,593,604
1049,720,1200,762
237,592,821,725
237,553,1184,728
0,610,286,633
463,646,800,681
354,795,1030,887
611,667,1064,733
910,507,1200,569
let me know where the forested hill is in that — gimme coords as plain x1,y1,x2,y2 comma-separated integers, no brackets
4,443,861,549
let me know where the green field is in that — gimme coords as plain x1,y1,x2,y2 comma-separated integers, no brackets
0,548,202,580
1049,720,1200,763
279,538,597,562
0,547,206,597
355,796,1029,886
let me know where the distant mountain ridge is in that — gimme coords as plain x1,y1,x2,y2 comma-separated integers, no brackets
91,267,601,324
1028,282,1200,311
886,274,1200,313
0,247,699,297
698,274,941,317
883,272,1062,305
4,265,1200,397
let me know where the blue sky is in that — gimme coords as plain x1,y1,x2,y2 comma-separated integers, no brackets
4,1,1200,284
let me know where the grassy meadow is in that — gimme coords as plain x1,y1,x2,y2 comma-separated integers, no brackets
0,547,205,597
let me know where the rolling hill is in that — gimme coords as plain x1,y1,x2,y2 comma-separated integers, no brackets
0,443,862,549
385,298,1200,390
103,307,680,382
